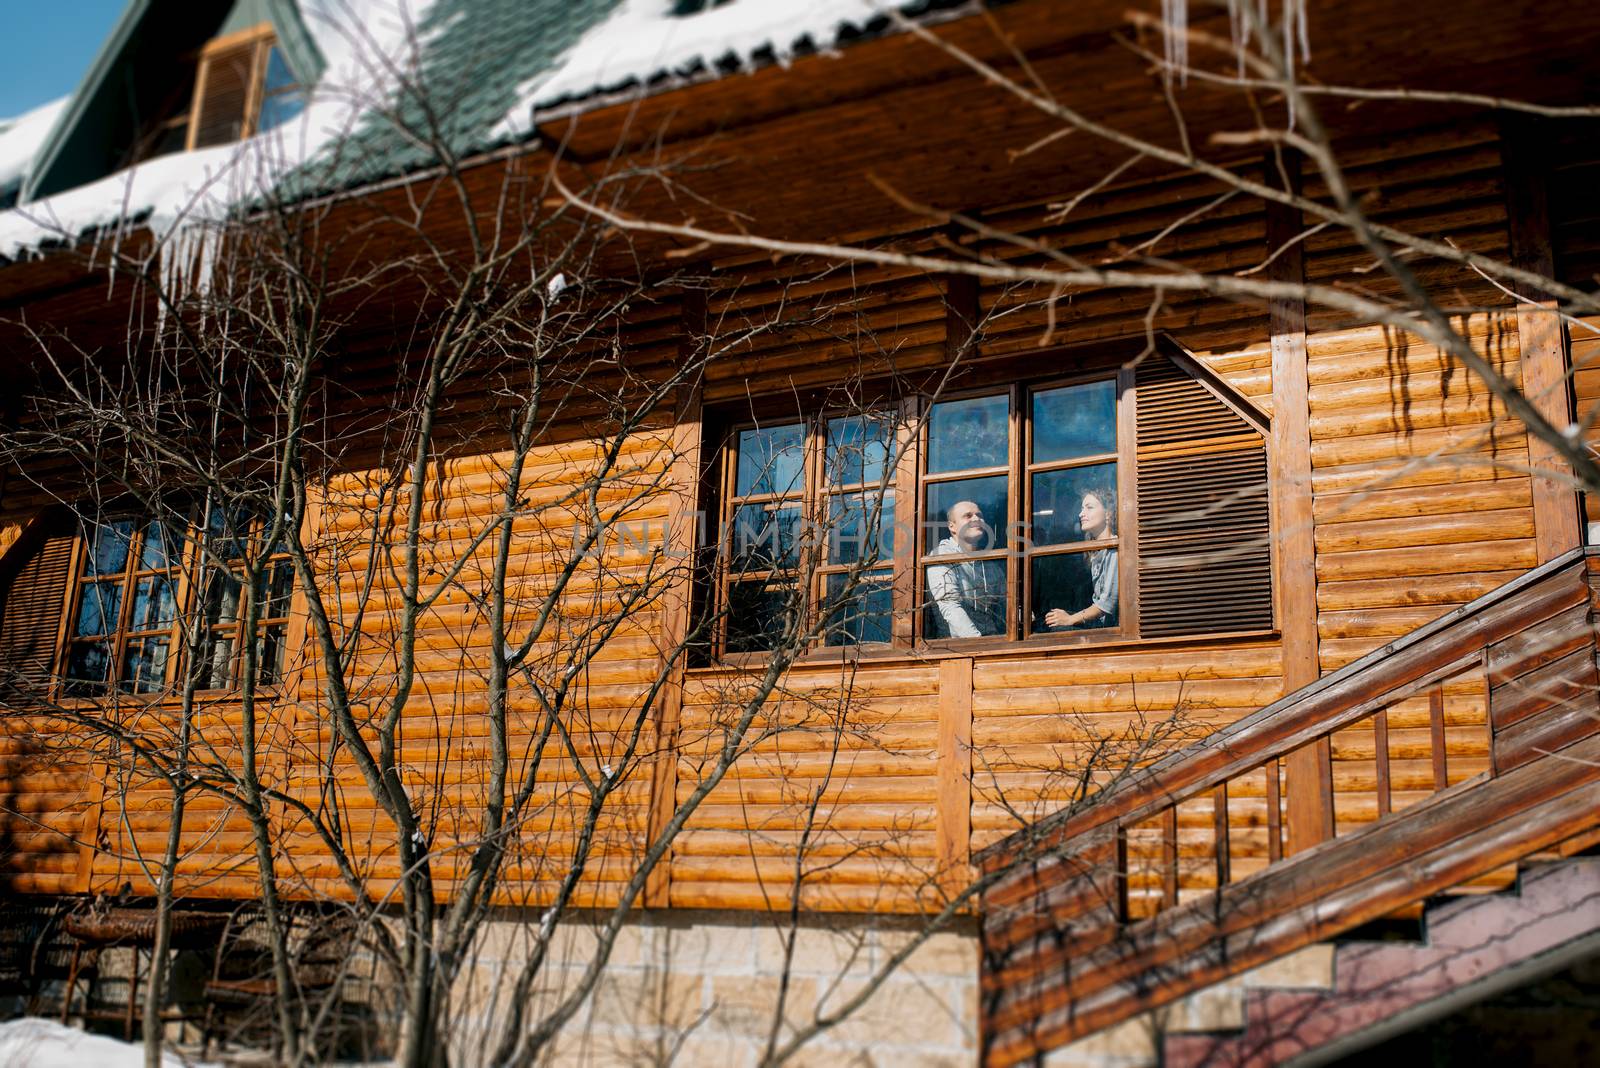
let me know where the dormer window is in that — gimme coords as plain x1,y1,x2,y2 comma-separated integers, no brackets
188,24,307,150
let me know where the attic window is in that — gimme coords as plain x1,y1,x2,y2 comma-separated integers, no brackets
187,24,307,151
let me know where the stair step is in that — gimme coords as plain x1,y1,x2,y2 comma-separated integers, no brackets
1159,857,1600,1068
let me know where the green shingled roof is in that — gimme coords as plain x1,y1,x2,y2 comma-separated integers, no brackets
285,0,625,199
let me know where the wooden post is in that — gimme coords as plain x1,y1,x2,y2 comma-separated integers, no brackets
644,291,707,909
936,656,973,897
1502,117,1582,562
75,767,107,894
1266,151,1333,853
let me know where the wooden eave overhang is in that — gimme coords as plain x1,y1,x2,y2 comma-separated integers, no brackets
2,0,1598,328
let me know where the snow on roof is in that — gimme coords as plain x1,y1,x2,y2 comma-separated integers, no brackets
0,98,69,198
0,0,932,265
0,0,439,263
499,0,931,137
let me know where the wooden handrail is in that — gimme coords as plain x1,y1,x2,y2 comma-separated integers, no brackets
980,548,1600,1068
977,546,1594,875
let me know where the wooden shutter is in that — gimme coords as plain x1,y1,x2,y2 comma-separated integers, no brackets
0,532,73,696
190,41,259,149
1135,355,1273,637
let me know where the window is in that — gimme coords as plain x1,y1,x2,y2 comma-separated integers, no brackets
188,26,307,152
64,518,183,695
57,507,294,697
922,378,1123,641
196,509,295,690
704,342,1274,658
715,414,899,654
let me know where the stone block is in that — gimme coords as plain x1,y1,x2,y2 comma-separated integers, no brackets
706,974,819,1037
822,975,967,1051
653,916,756,976
1240,943,1335,989
589,969,705,1035
752,922,872,978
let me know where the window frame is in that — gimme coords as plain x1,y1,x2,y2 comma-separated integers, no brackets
53,507,298,700
698,334,1280,665
185,24,303,153
703,359,1155,662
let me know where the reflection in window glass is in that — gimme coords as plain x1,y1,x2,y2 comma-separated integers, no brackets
825,572,893,646
140,519,180,570
828,492,895,565
826,414,893,488
924,557,1007,639
66,643,111,695
256,627,287,685
927,394,1008,473
735,424,805,497
75,583,122,638
121,639,170,694
727,581,794,653
1032,380,1116,463
924,476,1008,555
130,576,177,629
1030,464,1117,547
1032,549,1119,633
730,503,802,570
87,521,134,576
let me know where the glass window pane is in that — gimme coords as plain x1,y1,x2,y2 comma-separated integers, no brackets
86,520,134,576
826,414,893,488
121,639,170,694
1030,463,1118,547
256,624,287,685
726,581,795,653
261,560,295,619
1032,549,1120,633
65,643,111,694
924,476,1008,555
259,88,308,132
202,632,237,690
1032,380,1117,463
139,519,182,570
729,503,802,571
262,46,296,95
204,571,244,627
207,506,253,561
129,575,177,630
824,571,893,646
734,424,805,498
927,394,1008,473
828,491,894,566
74,582,123,638
924,558,1007,639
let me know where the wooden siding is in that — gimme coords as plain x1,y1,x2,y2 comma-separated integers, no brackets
0,115,1575,915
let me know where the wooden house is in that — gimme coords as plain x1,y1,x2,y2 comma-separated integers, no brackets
2,0,1599,1063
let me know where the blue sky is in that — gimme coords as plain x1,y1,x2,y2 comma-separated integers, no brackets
1,2,129,118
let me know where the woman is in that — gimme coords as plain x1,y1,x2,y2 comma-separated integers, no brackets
1043,485,1117,630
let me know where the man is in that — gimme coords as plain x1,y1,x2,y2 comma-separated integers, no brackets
927,499,1005,638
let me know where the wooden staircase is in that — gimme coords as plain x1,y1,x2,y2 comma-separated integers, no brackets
978,548,1600,1068
1162,856,1600,1067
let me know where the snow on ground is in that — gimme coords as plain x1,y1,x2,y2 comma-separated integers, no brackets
0,98,68,196
497,0,921,138
0,1018,215,1068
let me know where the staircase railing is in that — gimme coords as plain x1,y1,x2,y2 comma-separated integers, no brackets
978,547,1600,1068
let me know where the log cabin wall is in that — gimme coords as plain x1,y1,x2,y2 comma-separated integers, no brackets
0,114,1588,915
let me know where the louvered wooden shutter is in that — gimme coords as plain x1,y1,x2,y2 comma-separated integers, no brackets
0,532,73,696
1135,355,1273,637
191,42,258,149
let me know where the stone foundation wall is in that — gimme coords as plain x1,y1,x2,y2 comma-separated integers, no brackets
450,910,980,1067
